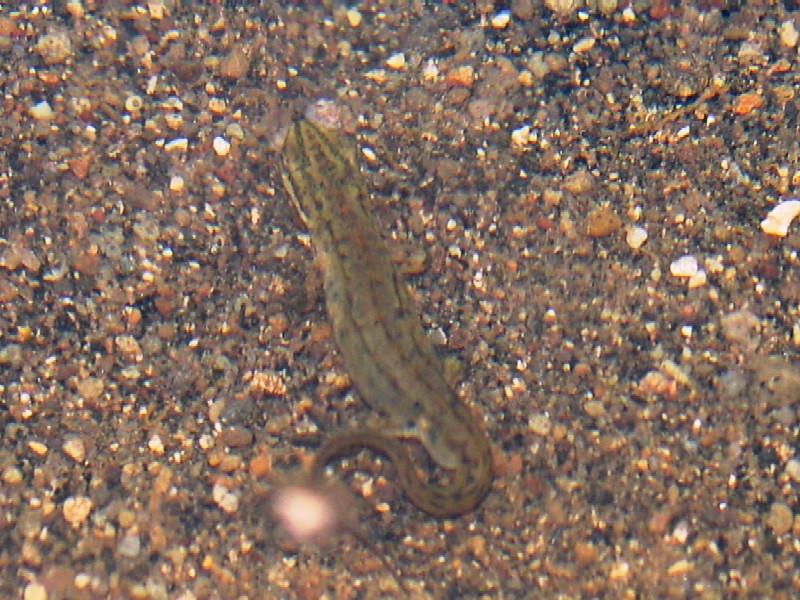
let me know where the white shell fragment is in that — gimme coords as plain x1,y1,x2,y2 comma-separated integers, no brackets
670,255,699,278
671,255,707,287
626,226,648,249
212,136,231,157
761,199,800,237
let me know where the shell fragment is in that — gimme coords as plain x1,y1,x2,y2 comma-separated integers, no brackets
761,199,800,237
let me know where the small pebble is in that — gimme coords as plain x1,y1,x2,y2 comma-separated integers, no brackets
622,6,636,22
212,483,239,514
511,125,534,147
688,269,707,289
169,175,185,192
444,65,474,87
66,0,85,19
609,560,630,581
220,426,253,448
345,8,362,27
785,458,800,482
62,436,86,463
76,376,104,402
586,204,622,237
491,10,511,28
0,343,23,367
218,46,250,80
115,335,143,362
28,441,48,456
720,309,760,351
562,170,595,194
2,466,23,485
147,0,166,20
35,30,73,64
208,97,226,115
626,225,648,249
213,136,231,157
386,52,405,69
583,400,606,418
761,198,800,237
670,255,699,278
574,540,599,564
717,368,748,399
511,0,535,19
124,95,143,112
671,520,689,544
778,20,799,48
164,138,189,152
24,583,47,600
545,0,579,17
528,413,551,436
148,434,165,454
666,559,693,577
573,37,596,53
62,496,93,528
29,101,54,121
226,122,244,140
765,501,794,535
0,244,41,271
117,532,141,558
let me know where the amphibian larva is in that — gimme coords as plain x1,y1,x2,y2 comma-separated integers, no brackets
281,117,492,516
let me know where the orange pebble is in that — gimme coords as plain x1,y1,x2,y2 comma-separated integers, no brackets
249,454,272,478
445,65,475,87
733,92,764,115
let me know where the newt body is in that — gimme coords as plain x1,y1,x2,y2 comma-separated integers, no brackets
281,118,492,516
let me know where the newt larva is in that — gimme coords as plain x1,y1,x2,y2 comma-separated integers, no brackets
281,117,492,516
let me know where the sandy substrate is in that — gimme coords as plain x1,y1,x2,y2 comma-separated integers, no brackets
3,1,800,598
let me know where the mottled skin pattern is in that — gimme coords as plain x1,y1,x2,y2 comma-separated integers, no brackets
281,119,492,516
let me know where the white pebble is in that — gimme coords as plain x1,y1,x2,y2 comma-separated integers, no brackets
672,520,689,544
786,458,800,482
62,496,93,528
779,20,799,48
24,583,47,600
345,8,362,27
62,436,86,463
670,255,699,278
491,10,511,29
169,175,185,192
528,413,551,436
29,101,54,121
212,483,239,514
511,125,533,147
386,52,405,70
688,269,707,289
148,434,164,454
626,225,648,249
213,136,231,157
761,199,800,237
421,59,439,81
218,491,238,514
